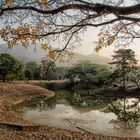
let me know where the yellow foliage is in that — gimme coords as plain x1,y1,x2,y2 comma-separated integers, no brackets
49,51,56,60
41,43,50,51
43,0,48,4
0,24,40,48
95,31,116,52
7,0,14,7
42,0,48,8
95,23,125,52
107,36,115,46
59,58,65,63
41,43,57,60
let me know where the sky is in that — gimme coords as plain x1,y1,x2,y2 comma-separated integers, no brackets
0,25,140,64
74,27,140,61
1,27,140,60
0,0,140,62
0,26,139,60
73,0,140,60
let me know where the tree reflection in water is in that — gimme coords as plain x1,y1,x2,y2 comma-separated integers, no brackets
108,98,140,129
71,92,111,109
70,92,140,129
36,90,140,129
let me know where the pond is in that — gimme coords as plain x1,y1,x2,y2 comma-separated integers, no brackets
13,90,140,137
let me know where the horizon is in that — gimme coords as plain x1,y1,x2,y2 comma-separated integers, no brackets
0,26,140,64
1,41,140,66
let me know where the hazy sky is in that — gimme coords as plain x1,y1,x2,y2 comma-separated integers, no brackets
1,27,139,60
73,0,140,60
0,21,140,62
74,27,140,61
0,0,140,61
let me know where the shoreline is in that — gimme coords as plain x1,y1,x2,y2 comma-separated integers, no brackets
0,82,140,139
0,83,55,125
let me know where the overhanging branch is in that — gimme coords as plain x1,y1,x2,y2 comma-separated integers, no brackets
1,3,140,17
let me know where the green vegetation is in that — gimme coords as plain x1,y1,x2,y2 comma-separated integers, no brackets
0,49,140,90
0,53,24,82
6,60,24,81
0,53,69,82
108,98,140,128
128,68,140,89
25,61,41,80
40,59,69,80
40,59,57,80
66,63,111,88
109,49,137,88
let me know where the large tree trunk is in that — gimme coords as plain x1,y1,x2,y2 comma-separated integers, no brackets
2,74,6,82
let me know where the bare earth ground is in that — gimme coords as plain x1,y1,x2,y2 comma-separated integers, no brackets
0,82,140,140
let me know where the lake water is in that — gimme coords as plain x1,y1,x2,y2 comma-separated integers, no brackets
13,90,140,137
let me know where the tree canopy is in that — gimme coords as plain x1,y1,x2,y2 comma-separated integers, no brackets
109,48,137,88
0,53,21,82
66,63,111,87
25,61,41,80
0,0,140,61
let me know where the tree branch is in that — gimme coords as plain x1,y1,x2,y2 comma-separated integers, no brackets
1,3,140,16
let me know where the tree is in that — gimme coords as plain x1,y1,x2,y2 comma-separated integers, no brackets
55,67,69,80
0,1,140,61
7,60,24,81
95,70,112,86
109,98,140,129
0,53,18,82
66,63,111,88
109,49,137,88
25,61,41,80
24,70,32,84
127,68,140,89
66,63,97,84
40,59,57,80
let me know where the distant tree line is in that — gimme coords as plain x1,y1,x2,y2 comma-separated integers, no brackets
0,49,140,90
65,48,140,89
0,53,69,82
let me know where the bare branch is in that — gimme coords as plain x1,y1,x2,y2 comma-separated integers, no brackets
1,3,140,16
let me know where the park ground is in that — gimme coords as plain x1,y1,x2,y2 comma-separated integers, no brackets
0,81,140,140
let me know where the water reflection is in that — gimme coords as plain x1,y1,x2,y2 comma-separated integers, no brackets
108,98,140,129
13,90,140,136
42,91,114,114
41,92,140,129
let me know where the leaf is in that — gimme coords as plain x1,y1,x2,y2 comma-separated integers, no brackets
7,0,14,7
49,51,56,60
42,0,48,8
107,36,115,46
43,0,48,4
41,43,50,51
